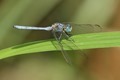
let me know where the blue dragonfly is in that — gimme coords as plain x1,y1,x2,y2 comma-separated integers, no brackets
14,23,102,64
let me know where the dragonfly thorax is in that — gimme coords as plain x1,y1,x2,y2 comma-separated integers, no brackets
52,23,72,33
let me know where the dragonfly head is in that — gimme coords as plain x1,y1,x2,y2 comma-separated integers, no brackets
65,24,72,33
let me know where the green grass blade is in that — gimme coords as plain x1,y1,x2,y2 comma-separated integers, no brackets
0,31,120,59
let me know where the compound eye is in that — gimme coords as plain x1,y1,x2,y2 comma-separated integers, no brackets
65,24,72,33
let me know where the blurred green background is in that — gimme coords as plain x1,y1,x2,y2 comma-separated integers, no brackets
0,0,120,80
0,0,116,49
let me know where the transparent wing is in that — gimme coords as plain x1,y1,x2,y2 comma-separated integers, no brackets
62,23,98,58
63,23,102,35
52,30,72,65
62,30,88,57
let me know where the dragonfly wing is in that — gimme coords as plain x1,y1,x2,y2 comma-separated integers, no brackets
62,23,102,35
52,30,72,65
62,31,88,57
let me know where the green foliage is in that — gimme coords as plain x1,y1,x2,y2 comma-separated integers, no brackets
0,31,120,59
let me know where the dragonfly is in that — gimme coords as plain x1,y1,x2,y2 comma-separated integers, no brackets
14,23,102,64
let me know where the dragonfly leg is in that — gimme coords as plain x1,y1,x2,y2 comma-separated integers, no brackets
62,31,75,42
58,32,63,41
52,30,72,65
